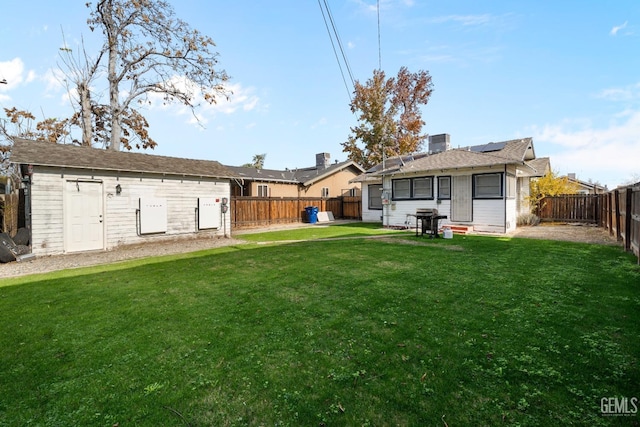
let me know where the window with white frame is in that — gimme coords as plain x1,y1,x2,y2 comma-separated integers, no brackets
438,176,451,199
321,187,330,198
257,184,269,197
473,173,503,199
368,184,383,210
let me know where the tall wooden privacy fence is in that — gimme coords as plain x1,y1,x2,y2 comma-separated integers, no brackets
536,194,600,223
537,185,640,263
0,193,19,235
230,196,361,229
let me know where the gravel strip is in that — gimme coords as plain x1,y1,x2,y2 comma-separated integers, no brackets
0,222,622,280
0,236,246,279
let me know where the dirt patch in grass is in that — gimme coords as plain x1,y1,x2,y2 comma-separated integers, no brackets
508,223,621,245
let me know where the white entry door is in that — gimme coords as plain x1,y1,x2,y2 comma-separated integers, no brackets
65,180,104,252
451,175,472,222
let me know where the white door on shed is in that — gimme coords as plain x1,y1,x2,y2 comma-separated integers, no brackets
451,175,472,222
64,180,104,252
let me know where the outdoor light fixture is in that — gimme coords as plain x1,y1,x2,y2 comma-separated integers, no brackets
115,184,122,194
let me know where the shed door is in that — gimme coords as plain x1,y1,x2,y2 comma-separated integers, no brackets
451,175,472,222
65,180,104,252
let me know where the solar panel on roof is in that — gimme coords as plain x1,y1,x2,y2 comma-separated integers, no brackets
469,142,507,153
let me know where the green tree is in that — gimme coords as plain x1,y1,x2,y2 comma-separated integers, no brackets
242,153,267,169
342,67,433,169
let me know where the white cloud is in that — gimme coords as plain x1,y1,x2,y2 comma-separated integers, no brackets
430,14,493,27
0,58,26,88
610,21,627,36
530,109,640,187
145,78,260,129
596,82,640,102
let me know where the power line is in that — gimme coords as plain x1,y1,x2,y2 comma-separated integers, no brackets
377,1,381,67
317,0,355,100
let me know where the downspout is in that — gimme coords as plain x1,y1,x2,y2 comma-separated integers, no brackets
504,164,508,234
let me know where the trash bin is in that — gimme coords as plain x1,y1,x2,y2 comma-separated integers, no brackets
305,206,319,224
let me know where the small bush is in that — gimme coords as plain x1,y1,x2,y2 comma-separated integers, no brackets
517,213,540,226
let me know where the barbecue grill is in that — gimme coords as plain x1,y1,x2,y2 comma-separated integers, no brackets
415,208,448,238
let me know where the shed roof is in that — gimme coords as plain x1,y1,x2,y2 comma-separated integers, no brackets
10,138,239,179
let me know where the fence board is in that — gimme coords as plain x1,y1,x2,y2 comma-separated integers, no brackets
231,196,362,229
537,194,600,223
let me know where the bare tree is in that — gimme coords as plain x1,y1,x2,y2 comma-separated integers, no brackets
86,0,231,151
58,33,105,147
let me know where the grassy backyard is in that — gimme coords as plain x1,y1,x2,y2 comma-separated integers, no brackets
0,224,639,426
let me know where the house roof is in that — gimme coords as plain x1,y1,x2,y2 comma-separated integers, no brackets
293,160,365,186
524,157,551,177
358,138,537,178
225,166,298,183
9,138,239,179
226,160,365,186
566,176,607,192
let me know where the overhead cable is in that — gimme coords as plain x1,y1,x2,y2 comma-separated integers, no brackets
317,0,355,100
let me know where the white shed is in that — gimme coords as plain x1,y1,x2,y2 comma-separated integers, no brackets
10,139,238,256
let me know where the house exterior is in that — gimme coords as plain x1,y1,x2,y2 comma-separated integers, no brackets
355,134,550,234
565,173,607,194
10,138,238,256
227,152,365,198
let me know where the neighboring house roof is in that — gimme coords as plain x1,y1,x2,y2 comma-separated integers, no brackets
522,157,550,177
566,176,607,193
293,160,365,186
226,160,365,186
353,137,539,181
225,166,298,183
10,138,239,179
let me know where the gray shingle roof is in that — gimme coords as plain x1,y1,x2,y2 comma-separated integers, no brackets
9,138,239,179
225,165,298,183
226,160,365,186
368,138,536,176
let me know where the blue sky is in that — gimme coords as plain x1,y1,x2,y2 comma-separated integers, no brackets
1,0,638,188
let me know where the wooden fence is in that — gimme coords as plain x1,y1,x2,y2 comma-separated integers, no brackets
230,196,361,229
536,194,601,223
537,185,640,263
0,193,19,235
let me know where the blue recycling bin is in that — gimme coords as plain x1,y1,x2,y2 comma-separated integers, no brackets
305,206,319,224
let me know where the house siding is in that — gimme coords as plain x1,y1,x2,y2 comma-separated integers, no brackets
29,166,230,256
249,181,299,197
361,183,383,222
304,169,361,198
374,168,520,233
472,199,506,233
30,171,65,255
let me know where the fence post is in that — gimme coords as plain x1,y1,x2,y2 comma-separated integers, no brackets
625,188,632,252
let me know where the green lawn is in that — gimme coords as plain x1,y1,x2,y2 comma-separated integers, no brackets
1,226,639,426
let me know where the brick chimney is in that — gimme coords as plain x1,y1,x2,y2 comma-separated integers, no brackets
428,134,450,154
316,152,330,169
